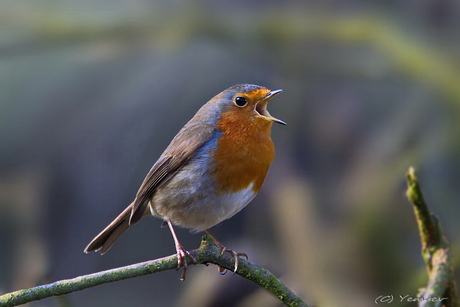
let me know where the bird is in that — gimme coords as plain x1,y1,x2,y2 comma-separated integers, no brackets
84,84,285,280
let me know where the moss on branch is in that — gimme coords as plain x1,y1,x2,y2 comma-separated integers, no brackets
406,167,458,307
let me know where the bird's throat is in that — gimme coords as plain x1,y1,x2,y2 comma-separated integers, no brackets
211,111,275,193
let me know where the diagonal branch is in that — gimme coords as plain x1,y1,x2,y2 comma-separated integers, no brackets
406,167,458,307
0,234,307,307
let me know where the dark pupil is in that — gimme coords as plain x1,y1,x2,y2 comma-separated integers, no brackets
235,96,247,106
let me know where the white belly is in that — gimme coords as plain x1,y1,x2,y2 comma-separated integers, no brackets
217,182,257,223
150,182,257,231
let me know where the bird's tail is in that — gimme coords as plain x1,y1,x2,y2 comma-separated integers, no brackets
84,203,134,255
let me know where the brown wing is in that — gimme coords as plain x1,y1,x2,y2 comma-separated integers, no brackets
129,123,216,224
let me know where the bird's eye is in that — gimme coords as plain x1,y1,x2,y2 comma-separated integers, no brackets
234,96,248,107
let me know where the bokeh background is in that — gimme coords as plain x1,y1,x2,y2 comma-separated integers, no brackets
1,1,460,306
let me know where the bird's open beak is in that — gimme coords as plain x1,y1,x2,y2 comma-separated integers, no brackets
255,89,286,125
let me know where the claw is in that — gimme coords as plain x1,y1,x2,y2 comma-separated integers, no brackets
220,248,248,272
166,220,197,281
205,230,248,273
218,266,227,275
175,242,197,281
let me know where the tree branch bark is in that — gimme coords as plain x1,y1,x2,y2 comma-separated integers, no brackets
0,234,307,307
406,167,459,307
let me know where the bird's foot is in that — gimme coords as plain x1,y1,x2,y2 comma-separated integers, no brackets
204,229,248,274
217,247,248,274
175,242,197,281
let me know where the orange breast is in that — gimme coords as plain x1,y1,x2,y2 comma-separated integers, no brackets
211,109,275,193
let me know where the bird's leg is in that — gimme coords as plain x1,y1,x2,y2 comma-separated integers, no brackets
166,220,197,281
205,229,248,274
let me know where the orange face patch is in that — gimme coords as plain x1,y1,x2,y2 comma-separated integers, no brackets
237,88,272,102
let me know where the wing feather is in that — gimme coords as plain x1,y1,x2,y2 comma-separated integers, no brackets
129,123,216,224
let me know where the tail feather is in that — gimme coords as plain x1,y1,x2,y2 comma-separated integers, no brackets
84,203,134,255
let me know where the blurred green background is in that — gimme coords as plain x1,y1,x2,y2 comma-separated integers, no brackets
1,1,460,306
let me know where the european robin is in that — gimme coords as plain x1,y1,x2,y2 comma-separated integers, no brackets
84,84,285,280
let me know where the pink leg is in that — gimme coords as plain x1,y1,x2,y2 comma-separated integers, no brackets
167,220,196,280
